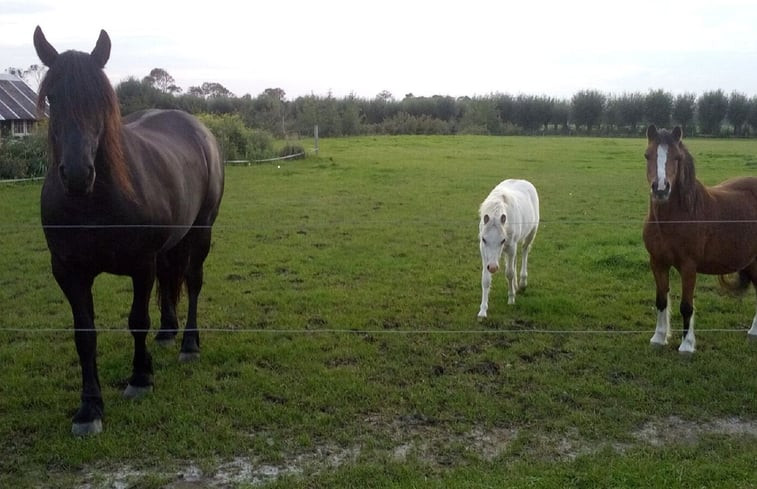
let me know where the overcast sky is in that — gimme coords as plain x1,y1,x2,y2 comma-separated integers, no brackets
4,0,757,100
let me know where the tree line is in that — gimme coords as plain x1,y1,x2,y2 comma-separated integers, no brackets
111,69,757,139
6,65,757,141
4,65,757,179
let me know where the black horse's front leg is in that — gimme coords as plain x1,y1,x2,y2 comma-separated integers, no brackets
123,263,156,399
53,262,103,435
72,326,103,435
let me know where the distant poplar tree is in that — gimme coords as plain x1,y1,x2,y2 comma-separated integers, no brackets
644,89,673,127
571,90,606,133
672,93,696,136
727,91,749,136
697,90,728,135
614,92,645,133
746,96,757,135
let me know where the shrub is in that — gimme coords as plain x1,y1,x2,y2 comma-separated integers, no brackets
378,112,452,135
196,113,274,162
279,144,306,160
0,125,48,179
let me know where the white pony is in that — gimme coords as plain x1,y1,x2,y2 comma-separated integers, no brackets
477,179,540,318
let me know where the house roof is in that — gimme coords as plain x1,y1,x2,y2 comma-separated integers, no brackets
0,73,42,121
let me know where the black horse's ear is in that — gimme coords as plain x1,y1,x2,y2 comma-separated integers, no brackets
646,124,657,142
33,26,58,67
90,30,111,68
672,126,682,142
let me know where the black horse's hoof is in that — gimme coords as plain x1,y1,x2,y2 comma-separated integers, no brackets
72,419,102,436
155,331,177,347
123,384,153,400
179,351,200,363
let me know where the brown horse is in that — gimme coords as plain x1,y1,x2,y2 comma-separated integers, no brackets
34,27,224,435
643,125,757,354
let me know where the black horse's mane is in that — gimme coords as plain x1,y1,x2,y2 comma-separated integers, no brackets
37,50,134,198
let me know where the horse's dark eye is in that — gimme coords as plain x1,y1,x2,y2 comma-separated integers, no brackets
500,239,506,246
481,238,487,244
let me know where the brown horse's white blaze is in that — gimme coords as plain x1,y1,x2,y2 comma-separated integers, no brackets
643,125,757,354
478,179,540,318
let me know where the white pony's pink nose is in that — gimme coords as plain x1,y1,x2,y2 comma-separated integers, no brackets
487,264,499,273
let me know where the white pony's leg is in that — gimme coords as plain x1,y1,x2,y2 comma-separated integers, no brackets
748,314,757,341
478,267,492,319
650,294,671,347
748,289,757,341
505,245,518,305
519,238,534,291
678,311,696,354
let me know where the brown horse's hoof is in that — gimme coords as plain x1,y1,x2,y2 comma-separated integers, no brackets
72,419,102,436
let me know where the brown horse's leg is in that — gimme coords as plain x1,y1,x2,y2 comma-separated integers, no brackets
124,263,155,399
678,264,697,354
52,261,102,435
650,259,671,347
179,229,212,362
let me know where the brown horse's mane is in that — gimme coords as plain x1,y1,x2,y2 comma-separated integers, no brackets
656,128,698,211
37,51,134,199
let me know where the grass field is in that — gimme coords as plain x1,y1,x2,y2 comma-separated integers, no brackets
1,135,757,488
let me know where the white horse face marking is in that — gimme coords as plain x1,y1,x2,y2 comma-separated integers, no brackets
646,125,685,202
480,214,507,273
646,143,673,201
656,144,668,190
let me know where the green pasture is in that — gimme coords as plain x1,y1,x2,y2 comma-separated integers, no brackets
1,135,756,487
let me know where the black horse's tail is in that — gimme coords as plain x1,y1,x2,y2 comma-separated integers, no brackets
155,247,188,310
718,270,752,296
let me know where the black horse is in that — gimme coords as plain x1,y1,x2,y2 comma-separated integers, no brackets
34,27,224,435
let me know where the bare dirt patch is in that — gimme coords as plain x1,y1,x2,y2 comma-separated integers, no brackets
632,416,757,447
74,416,757,488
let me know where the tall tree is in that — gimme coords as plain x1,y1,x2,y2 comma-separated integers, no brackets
727,91,749,136
747,96,757,136
672,93,696,136
187,82,234,99
613,92,645,133
243,88,289,137
571,90,606,133
550,100,570,132
697,90,728,135
644,89,673,127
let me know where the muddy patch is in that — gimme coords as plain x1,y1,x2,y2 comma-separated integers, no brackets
74,416,757,488
633,416,757,447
